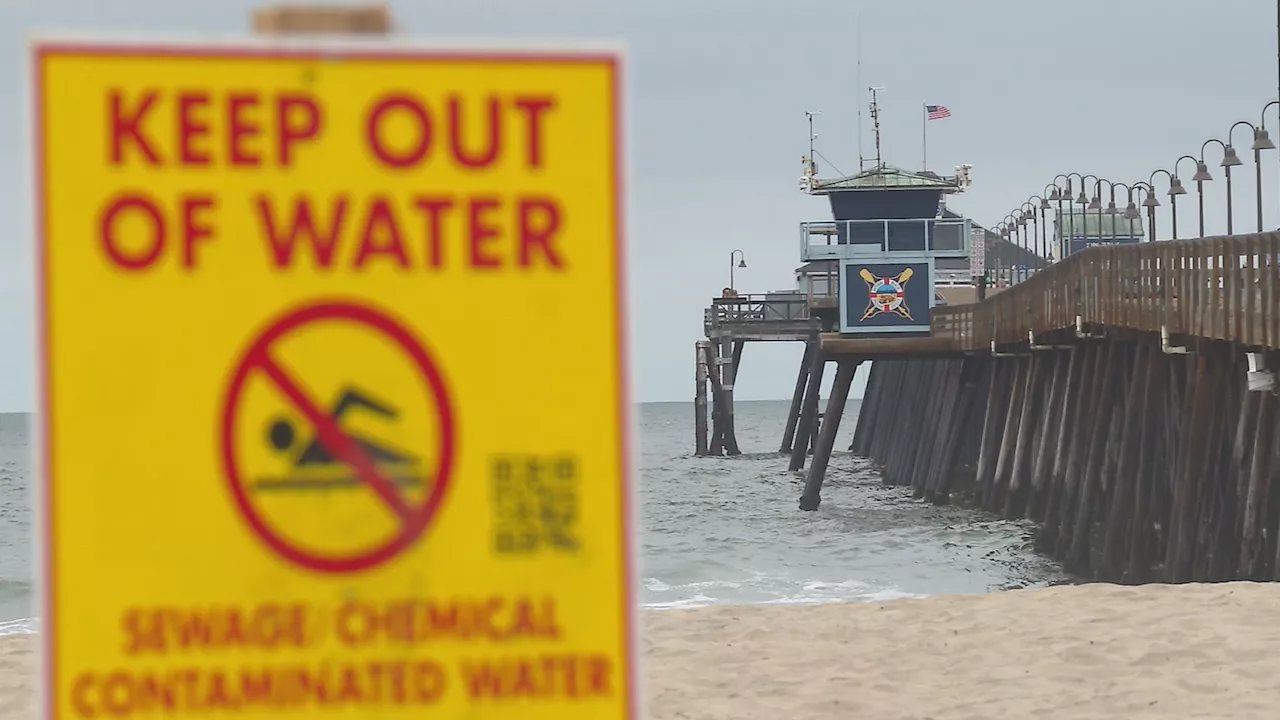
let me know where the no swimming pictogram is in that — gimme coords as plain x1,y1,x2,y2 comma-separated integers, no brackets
219,300,457,573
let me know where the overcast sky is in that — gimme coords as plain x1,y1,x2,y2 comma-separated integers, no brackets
1,0,1277,409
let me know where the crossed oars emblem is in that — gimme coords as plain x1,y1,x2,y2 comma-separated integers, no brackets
859,267,914,321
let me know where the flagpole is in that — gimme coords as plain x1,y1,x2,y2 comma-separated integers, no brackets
921,102,927,170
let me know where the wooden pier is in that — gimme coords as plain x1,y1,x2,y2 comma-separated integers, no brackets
694,291,834,456
805,232,1280,582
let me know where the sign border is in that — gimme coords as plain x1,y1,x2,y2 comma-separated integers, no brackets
30,36,635,720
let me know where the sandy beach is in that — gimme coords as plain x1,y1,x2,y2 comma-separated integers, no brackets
4,582,1280,718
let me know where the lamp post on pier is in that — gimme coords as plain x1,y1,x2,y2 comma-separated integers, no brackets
1016,209,1032,281
1149,168,1186,240
994,222,1009,287
1027,196,1049,267
1130,181,1160,242
1230,117,1276,233
1002,214,1020,286
1110,182,1145,244
1089,178,1116,249
1056,173,1093,257
730,249,746,292
1172,156,1200,239
1262,100,1280,229
1076,174,1100,253
1048,177,1072,261
1193,140,1229,237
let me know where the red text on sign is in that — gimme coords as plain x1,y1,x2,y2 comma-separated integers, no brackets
68,660,446,718
461,653,613,701
120,603,313,654
108,89,321,167
254,193,564,272
334,595,562,647
364,93,554,170
98,192,216,271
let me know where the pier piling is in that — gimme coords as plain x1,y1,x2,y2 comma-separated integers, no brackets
780,341,816,453
789,334,826,471
694,340,710,456
719,338,743,457
838,338,1280,585
800,360,858,510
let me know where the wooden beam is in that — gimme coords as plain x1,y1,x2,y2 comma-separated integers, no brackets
251,3,392,35
799,360,858,511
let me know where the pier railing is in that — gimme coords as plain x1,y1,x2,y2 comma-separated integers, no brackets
704,294,821,340
931,231,1280,350
799,218,971,261
706,295,812,323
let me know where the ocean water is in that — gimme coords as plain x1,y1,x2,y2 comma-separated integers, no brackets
0,401,1068,633
637,400,1069,607
0,413,31,636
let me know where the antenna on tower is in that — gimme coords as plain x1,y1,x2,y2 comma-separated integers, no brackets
868,86,884,169
800,110,822,192
856,13,864,172
805,110,821,176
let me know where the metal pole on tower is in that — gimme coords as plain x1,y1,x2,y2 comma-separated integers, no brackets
922,103,927,171
857,13,865,172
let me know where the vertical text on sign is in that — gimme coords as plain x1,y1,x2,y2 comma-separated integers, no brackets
98,89,571,273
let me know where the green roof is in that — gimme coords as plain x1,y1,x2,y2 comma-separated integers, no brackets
810,164,961,194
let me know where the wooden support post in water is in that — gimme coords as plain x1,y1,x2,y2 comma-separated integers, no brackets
929,359,979,504
850,361,878,452
719,338,742,456
1065,341,1121,575
1241,388,1277,576
789,335,826,472
800,360,858,511
1044,343,1100,558
1168,346,1219,582
694,340,710,457
808,411,823,456
986,359,1026,509
1099,345,1150,581
866,361,903,465
781,341,815,453
918,361,959,499
1028,350,1072,522
973,361,1008,500
705,343,726,456
1003,355,1047,518
1125,345,1164,584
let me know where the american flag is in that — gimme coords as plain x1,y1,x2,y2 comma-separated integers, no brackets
926,104,952,120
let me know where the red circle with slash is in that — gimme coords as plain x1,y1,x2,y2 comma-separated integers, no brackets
219,299,456,574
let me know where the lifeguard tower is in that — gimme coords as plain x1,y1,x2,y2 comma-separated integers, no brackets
798,158,973,336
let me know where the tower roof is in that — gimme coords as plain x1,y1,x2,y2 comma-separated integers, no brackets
810,164,962,194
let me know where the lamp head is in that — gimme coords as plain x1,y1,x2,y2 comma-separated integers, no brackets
1254,127,1276,151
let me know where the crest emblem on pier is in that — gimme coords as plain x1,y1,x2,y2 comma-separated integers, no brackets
858,267,914,321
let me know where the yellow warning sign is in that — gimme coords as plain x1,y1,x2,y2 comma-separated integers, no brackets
34,39,633,719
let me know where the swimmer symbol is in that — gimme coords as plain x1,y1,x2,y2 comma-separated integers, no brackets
257,386,422,491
